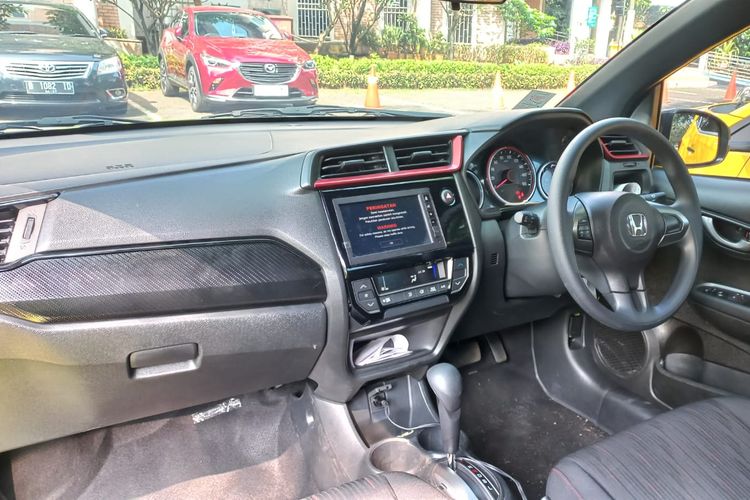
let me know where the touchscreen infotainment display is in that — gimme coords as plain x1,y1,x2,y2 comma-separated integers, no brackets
333,188,446,265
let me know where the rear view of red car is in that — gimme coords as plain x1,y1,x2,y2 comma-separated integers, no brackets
159,7,318,112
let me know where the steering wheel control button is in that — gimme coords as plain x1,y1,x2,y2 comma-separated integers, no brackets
577,219,592,240
440,188,456,206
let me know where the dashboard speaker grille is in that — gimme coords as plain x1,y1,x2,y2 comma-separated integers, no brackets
593,325,647,377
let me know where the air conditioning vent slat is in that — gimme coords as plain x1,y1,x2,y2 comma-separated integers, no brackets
318,148,388,179
601,135,642,158
394,138,452,170
0,208,17,264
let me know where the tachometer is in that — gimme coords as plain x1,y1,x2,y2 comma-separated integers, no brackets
486,147,536,205
538,161,556,199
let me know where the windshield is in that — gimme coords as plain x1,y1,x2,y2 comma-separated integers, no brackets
0,0,687,131
0,3,96,36
195,12,282,39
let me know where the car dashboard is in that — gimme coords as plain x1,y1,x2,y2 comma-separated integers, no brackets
0,107,655,453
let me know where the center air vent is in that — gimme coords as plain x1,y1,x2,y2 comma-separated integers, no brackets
319,148,388,179
600,135,643,159
394,138,452,170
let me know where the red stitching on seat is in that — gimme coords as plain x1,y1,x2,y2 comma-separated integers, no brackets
551,467,585,500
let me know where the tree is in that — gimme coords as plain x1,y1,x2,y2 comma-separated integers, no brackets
0,3,24,30
337,0,391,55
103,0,182,54
499,0,556,42
543,0,569,37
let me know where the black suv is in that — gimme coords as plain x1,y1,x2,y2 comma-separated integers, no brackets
0,0,127,115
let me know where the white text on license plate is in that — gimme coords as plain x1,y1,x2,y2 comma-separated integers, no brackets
254,85,288,97
25,81,75,95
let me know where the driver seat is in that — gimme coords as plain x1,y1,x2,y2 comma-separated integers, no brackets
546,397,750,499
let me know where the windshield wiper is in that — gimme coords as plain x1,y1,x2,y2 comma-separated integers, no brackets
205,104,449,120
0,115,146,135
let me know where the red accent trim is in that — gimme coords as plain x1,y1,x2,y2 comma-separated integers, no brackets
485,145,536,205
599,138,650,161
313,135,463,189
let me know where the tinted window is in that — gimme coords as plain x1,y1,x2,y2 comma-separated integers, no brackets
0,3,95,36
194,12,282,39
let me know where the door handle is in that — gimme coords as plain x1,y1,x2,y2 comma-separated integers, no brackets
702,215,750,252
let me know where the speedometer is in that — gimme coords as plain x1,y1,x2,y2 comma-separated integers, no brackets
486,147,536,205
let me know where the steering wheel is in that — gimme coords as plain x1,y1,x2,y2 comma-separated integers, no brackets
547,118,703,331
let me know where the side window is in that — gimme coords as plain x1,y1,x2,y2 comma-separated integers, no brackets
662,29,750,180
181,14,188,36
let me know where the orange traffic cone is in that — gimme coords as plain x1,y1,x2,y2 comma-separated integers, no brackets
364,64,381,109
567,70,576,92
491,71,505,110
725,71,738,101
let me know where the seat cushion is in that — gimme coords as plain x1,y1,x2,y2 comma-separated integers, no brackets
304,471,448,499
547,397,750,499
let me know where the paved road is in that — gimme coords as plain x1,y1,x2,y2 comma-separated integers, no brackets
0,82,736,124
123,83,735,122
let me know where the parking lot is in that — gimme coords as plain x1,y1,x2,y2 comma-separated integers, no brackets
120,82,731,121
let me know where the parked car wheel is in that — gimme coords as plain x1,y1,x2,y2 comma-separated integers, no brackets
159,57,180,97
187,65,209,113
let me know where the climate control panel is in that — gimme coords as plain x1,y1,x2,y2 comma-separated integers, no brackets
350,257,470,315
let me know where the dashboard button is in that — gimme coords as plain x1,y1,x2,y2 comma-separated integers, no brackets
427,284,439,294
359,299,380,314
451,276,467,293
453,267,467,279
358,290,375,301
352,278,373,293
453,258,468,272
441,189,456,206
438,281,450,292
404,289,417,301
417,287,428,297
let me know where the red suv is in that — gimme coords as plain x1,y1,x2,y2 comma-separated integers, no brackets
159,6,318,112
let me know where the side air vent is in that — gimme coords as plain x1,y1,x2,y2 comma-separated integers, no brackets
319,148,388,179
394,138,452,170
600,135,644,158
0,207,18,264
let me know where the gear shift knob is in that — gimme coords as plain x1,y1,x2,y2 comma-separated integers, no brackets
426,363,462,470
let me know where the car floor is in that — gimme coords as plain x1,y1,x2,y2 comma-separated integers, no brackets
5,384,350,500
460,328,608,500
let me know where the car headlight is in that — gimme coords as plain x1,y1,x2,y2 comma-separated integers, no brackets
97,56,122,76
201,53,234,68
302,60,316,70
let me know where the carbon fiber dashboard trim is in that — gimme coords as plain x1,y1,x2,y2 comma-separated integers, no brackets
0,239,326,323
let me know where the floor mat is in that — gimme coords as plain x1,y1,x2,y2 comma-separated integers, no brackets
9,386,336,500
460,329,608,500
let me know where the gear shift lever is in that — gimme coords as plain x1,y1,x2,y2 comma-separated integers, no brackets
426,363,462,470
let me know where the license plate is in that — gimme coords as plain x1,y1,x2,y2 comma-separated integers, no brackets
24,81,75,95
254,85,288,97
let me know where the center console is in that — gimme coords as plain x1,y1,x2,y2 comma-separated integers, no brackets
321,177,475,372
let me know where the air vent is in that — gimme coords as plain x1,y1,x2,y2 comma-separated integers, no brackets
318,148,388,179
394,138,452,170
600,135,643,158
0,207,18,264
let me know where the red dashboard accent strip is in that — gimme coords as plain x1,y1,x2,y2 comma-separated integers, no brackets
313,135,464,189
598,138,650,161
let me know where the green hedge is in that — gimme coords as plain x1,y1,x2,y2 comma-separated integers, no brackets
119,52,598,91
313,55,598,90
122,53,160,90
452,43,550,65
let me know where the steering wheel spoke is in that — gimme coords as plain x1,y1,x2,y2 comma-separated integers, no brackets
650,202,690,247
577,256,648,314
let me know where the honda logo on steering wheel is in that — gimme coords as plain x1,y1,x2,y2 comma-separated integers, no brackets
626,213,648,237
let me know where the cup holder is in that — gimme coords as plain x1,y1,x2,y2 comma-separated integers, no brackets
369,438,431,474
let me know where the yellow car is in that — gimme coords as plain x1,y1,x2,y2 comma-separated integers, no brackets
680,89,750,178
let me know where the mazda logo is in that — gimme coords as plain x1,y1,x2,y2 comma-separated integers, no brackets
263,63,277,74
626,213,648,238
39,63,56,73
